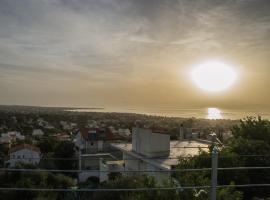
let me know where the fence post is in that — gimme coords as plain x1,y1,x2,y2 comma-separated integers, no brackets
210,146,218,200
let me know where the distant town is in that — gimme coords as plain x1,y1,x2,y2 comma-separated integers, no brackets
2,105,268,199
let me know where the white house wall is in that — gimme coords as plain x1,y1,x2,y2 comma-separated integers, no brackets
132,128,170,157
9,149,40,167
123,152,170,184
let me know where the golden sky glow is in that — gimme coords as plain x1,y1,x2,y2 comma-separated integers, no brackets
0,0,270,111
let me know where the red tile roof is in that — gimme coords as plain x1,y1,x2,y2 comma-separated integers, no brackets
79,128,123,141
80,128,98,141
9,144,41,154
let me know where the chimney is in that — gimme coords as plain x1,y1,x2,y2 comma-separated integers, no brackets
179,124,184,141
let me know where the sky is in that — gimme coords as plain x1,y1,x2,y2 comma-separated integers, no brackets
0,0,270,111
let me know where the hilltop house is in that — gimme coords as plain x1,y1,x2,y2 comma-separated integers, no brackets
74,127,122,153
75,128,106,153
110,127,211,183
5,144,41,167
74,127,123,182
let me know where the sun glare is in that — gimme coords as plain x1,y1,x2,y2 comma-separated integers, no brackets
191,61,237,92
207,108,223,119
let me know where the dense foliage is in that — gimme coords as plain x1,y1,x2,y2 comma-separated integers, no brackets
175,116,270,199
0,165,75,200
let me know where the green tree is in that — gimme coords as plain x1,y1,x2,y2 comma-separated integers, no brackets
53,141,77,176
37,137,58,153
0,170,75,200
86,175,180,200
175,116,270,199
217,183,243,200
226,116,270,199
0,144,8,167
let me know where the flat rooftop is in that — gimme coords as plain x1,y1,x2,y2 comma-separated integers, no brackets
106,160,125,165
111,140,210,170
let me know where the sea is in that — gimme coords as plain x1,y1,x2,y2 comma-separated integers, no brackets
68,107,270,120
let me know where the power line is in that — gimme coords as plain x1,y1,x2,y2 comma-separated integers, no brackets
0,184,270,192
218,184,270,188
218,166,270,171
0,166,270,173
0,186,205,192
1,154,270,161
0,168,211,173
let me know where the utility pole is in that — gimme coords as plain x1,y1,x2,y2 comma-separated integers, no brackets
210,145,218,200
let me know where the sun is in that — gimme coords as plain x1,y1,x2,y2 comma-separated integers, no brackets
191,61,237,92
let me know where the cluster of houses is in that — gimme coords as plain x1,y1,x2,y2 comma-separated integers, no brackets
0,123,129,170
0,120,214,184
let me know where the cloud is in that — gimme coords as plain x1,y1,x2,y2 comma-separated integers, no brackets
0,0,270,108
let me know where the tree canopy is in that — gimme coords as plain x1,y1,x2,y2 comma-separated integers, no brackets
175,116,270,199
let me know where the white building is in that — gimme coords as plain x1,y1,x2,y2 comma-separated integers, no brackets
0,135,11,144
0,131,25,144
32,129,44,137
5,144,41,167
87,120,98,128
118,128,131,137
111,127,210,183
37,118,54,129
70,123,77,128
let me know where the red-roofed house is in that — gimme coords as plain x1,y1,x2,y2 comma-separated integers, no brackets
5,144,41,167
75,128,105,153
74,127,122,153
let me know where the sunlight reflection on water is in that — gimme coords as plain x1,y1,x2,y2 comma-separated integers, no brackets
207,108,223,119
